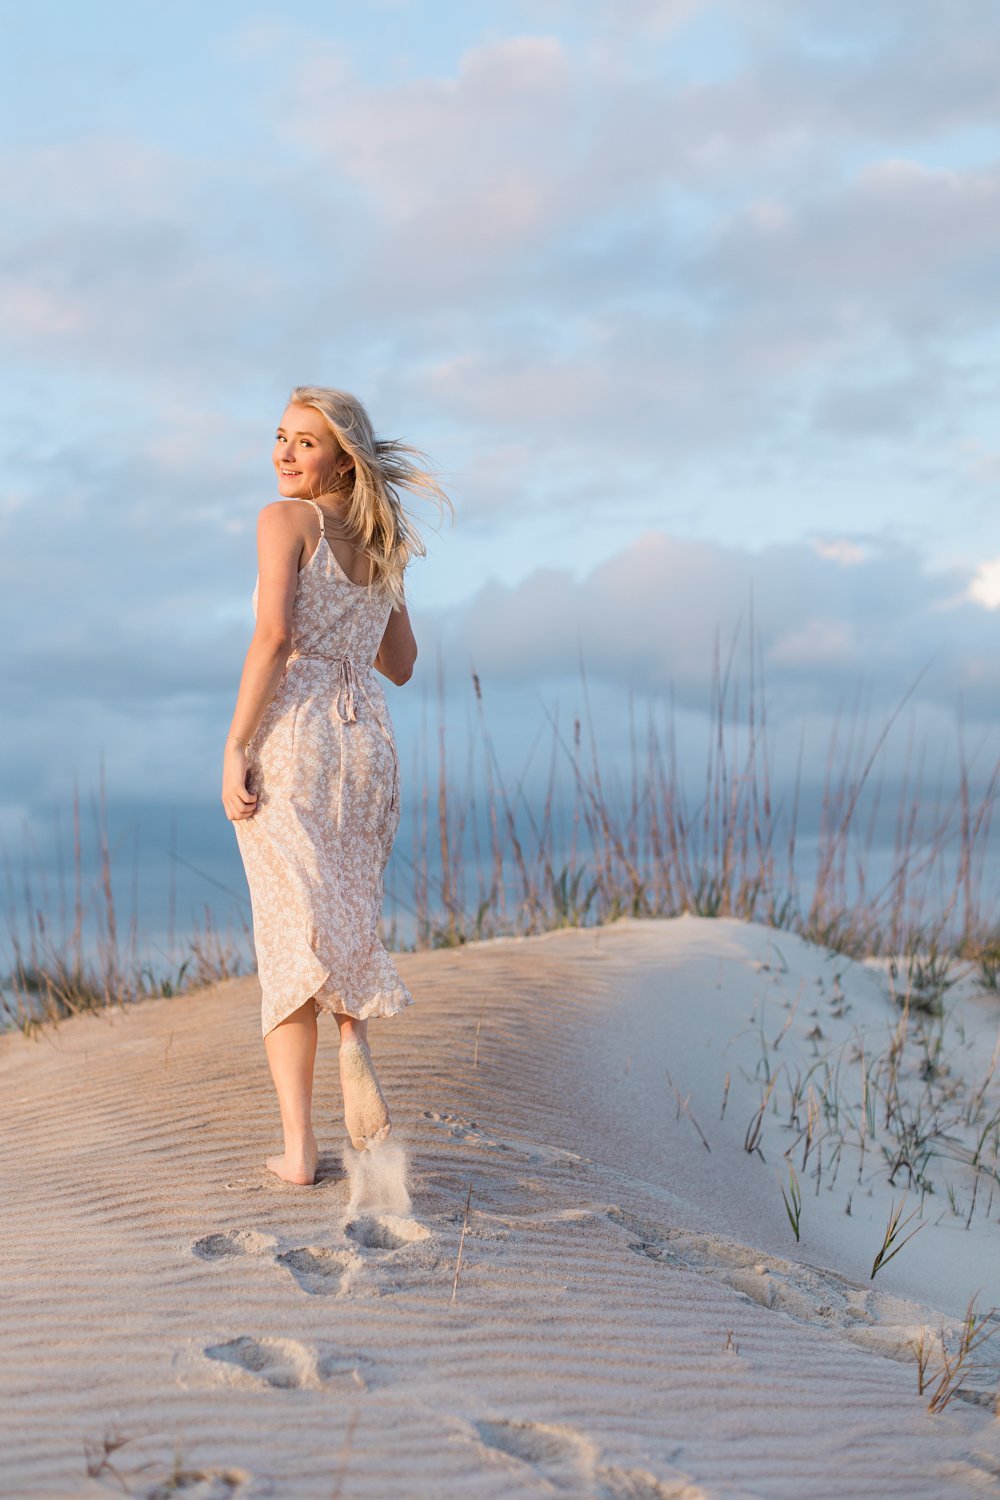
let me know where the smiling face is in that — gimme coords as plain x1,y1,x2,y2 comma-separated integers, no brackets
273,403,354,501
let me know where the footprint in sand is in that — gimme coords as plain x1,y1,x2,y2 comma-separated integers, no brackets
421,1110,588,1168
607,1204,878,1337
471,1416,709,1499
192,1229,277,1261
203,1335,369,1391
192,1218,436,1298
276,1219,437,1299
421,1110,505,1149
275,1245,355,1296
604,1205,1000,1403
345,1213,430,1251
341,1214,437,1297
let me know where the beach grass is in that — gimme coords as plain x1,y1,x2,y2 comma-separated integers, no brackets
912,1291,1000,1413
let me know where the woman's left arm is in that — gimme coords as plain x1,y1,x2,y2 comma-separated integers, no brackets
221,504,302,823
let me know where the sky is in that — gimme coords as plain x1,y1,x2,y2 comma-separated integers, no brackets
2,0,1000,965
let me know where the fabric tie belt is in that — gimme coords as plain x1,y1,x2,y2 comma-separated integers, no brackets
284,648,376,725
283,649,399,815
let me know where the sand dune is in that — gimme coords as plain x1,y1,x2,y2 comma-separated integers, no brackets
2,916,999,1499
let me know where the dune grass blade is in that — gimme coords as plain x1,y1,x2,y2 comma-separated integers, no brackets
871,1196,926,1279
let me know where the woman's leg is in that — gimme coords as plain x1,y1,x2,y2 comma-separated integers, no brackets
335,1012,391,1149
335,1013,368,1047
263,997,319,1184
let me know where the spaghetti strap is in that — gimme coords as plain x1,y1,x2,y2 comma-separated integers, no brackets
306,499,326,537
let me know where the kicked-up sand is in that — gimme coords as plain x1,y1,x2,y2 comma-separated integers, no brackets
2,915,999,1499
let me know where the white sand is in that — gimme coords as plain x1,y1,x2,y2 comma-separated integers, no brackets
2,915,999,1499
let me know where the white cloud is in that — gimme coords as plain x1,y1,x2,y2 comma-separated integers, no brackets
696,160,1000,338
423,530,999,721
968,559,1000,610
283,33,575,245
0,137,308,378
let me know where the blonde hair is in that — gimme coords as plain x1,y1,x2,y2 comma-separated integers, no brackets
287,384,453,610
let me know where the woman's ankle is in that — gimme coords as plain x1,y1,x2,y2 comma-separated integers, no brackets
283,1125,318,1156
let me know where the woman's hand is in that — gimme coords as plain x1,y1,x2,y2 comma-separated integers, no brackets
222,742,258,822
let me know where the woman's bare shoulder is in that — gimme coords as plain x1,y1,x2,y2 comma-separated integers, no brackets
254,502,314,572
256,499,313,538
257,498,303,525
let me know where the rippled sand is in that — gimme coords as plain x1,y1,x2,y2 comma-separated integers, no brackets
2,916,998,1499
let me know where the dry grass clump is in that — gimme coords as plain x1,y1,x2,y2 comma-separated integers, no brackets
405,626,1000,973
740,940,1000,1238
911,1292,1000,1413
2,762,253,1035
83,1424,244,1497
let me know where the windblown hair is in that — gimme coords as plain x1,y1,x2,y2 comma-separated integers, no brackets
287,384,453,611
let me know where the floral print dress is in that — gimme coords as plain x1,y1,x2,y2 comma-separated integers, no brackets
233,499,414,1037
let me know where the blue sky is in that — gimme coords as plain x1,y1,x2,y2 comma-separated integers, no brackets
2,0,1000,956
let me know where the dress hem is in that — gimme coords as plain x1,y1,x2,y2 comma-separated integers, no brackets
314,990,415,1025
261,977,414,1037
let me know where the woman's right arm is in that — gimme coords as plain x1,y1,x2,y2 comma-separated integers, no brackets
221,505,301,822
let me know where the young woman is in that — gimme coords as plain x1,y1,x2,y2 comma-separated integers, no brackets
222,385,451,1186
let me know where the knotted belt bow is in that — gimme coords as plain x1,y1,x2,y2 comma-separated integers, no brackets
284,648,371,723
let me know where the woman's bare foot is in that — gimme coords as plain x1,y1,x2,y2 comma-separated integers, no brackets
339,1035,391,1150
265,1129,318,1185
